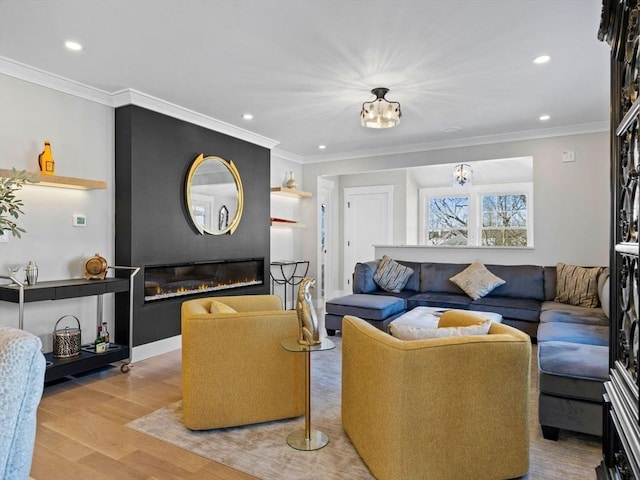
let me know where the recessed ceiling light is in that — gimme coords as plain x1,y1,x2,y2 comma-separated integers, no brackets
64,40,83,51
539,114,551,121
440,126,461,133
318,145,327,150
242,113,253,120
533,55,550,64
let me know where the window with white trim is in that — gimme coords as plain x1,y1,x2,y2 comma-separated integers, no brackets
419,182,533,247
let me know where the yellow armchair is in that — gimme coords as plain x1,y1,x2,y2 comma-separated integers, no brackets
342,312,531,480
181,295,305,430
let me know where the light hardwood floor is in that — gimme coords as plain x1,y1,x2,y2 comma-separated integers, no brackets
30,343,602,480
32,350,258,480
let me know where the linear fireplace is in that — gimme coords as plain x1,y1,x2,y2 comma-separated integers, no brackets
144,258,264,302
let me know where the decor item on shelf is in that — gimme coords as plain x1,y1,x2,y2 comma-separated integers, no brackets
453,163,473,186
6,263,23,286
52,315,81,358
84,253,108,280
360,87,401,129
296,277,320,346
38,141,55,175
24,260,38,286
285,171,298,189
0,168,37,238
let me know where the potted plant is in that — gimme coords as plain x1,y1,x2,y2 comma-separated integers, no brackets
0,168,37,238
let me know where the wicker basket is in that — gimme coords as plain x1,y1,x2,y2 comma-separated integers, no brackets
52,315,82,358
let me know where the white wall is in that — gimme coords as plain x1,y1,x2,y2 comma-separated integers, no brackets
0,74,115,351
302,131,610,290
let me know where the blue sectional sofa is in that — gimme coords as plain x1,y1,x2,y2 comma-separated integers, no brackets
327,260,553,337
325,259,610,439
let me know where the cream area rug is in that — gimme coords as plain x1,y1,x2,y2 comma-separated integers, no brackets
126,337,375,480
127,337,602,480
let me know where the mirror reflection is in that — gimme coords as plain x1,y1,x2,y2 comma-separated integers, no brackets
185,154,244,235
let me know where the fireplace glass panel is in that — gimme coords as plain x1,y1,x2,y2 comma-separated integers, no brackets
144,258,264,302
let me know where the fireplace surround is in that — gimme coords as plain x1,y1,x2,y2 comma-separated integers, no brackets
115,105,271,347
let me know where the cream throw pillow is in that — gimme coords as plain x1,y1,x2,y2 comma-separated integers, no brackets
209,300,237,314
449,261,505,300
373,255,414,293
390,319,491,340
555,262,602,308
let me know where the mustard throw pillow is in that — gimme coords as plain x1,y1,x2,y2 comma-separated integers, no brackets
209,300,237,314
555,262,602,308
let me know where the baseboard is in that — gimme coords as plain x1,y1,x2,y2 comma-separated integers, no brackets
132,335,181,362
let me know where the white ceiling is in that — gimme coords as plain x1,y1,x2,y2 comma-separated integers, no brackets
0,0,610,162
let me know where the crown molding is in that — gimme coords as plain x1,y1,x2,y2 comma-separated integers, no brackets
302,121,610,164
0,56,113,106
271,148,304,164
111,89,279,150
0,56,279,150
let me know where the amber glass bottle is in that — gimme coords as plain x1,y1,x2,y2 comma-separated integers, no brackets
38,141,55,175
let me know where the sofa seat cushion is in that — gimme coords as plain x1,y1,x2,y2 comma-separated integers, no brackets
540,305,609,327
537,322,609,346
470,296,541,323
325,294,406,321
406,292,472,310
538,341,608,401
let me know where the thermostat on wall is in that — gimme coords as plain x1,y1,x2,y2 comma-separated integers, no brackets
73,214,87,227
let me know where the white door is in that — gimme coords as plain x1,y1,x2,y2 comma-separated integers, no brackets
317,177,335,302
344,186,393,290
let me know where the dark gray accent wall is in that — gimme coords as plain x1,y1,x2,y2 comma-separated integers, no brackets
114,105,271,346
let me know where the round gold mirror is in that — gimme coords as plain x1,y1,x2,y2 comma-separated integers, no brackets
185,154,244,235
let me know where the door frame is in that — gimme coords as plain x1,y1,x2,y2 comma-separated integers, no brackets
317,177,336,303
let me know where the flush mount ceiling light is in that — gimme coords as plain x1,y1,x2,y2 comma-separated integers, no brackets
453,163,473,187
360,87,401,129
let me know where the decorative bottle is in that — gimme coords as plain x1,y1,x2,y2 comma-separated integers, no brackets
25,260,38,286
285,171,297,189
38,141,55,175
100,322,110,348
94,326,105,352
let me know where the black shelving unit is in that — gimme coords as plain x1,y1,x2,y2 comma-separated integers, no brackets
0,269,138,383
597,1,640,478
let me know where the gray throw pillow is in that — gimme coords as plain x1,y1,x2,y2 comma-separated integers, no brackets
373,255,413,293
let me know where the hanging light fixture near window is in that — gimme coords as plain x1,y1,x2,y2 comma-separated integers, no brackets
360,87,401,128
453,163,473,186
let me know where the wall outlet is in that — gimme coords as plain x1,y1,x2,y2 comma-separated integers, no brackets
562,150,576,162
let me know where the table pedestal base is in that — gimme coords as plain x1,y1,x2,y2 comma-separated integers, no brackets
286,429,329,451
